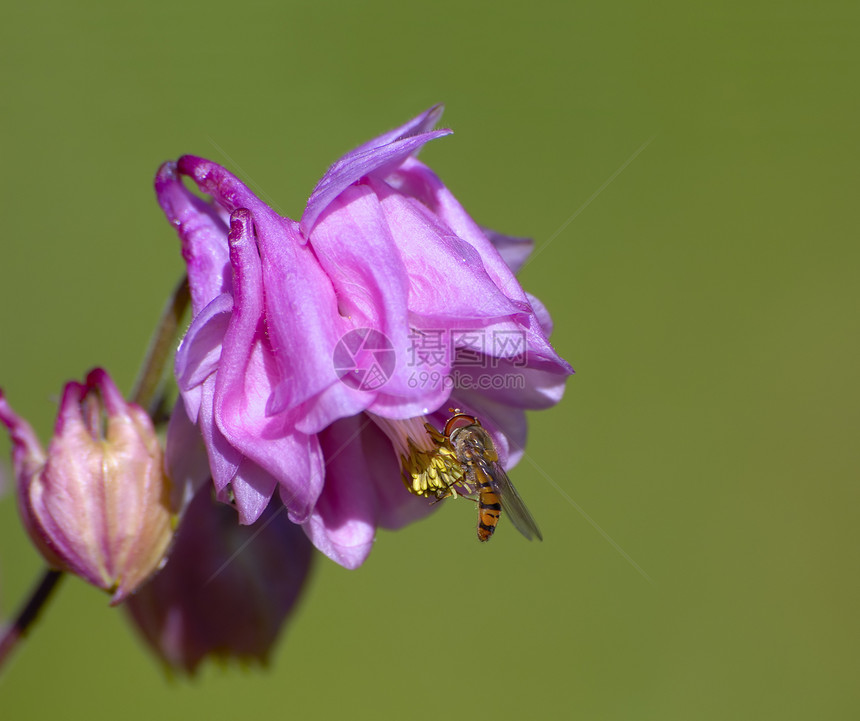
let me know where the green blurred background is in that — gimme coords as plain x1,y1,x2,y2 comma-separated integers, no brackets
1,0,858,718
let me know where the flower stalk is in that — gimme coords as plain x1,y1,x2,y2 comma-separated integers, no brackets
131,274,190,412
0,569,63,669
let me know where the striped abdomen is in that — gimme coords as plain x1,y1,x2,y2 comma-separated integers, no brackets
474,463,502,542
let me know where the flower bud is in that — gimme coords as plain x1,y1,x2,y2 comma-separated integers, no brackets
0,369,174,604
125,486,313,673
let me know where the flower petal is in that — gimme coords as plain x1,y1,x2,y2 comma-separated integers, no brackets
176,156,280,222
310,184,453,412
174,293,232,398
259,217,350,417
164,399,211,514
371,179,528,322
302,128,452,236
300,416,379,569
311,184,410,334
155,161,232,315
482,227,535,274
452,359,568,410
389,157,533,303
351,104,445,155
301,414,435,567
525,291,554,337
213,210,325,523
230,457,279,525
194,377,242,496
385,158,571,373
0,389,46,485
0,390,62,568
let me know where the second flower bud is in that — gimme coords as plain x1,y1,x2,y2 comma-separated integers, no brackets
0,369,175,604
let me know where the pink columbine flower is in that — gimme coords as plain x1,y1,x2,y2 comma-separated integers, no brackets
156,105,573,568
0,369,174,604
125,484,313,673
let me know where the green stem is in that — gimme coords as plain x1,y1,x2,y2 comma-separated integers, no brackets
131,274,190,412
0,569,64,670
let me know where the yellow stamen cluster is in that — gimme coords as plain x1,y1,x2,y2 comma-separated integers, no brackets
368,413,466,500
399,423,465,499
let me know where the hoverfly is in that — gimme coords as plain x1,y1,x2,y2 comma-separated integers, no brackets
433,411,542,542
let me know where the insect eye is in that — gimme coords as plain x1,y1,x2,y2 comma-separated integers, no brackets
444,412,479,437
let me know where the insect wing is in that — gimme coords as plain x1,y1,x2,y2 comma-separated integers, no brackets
479,458,543,542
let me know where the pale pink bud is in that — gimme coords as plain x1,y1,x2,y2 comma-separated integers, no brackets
0,369,174,604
